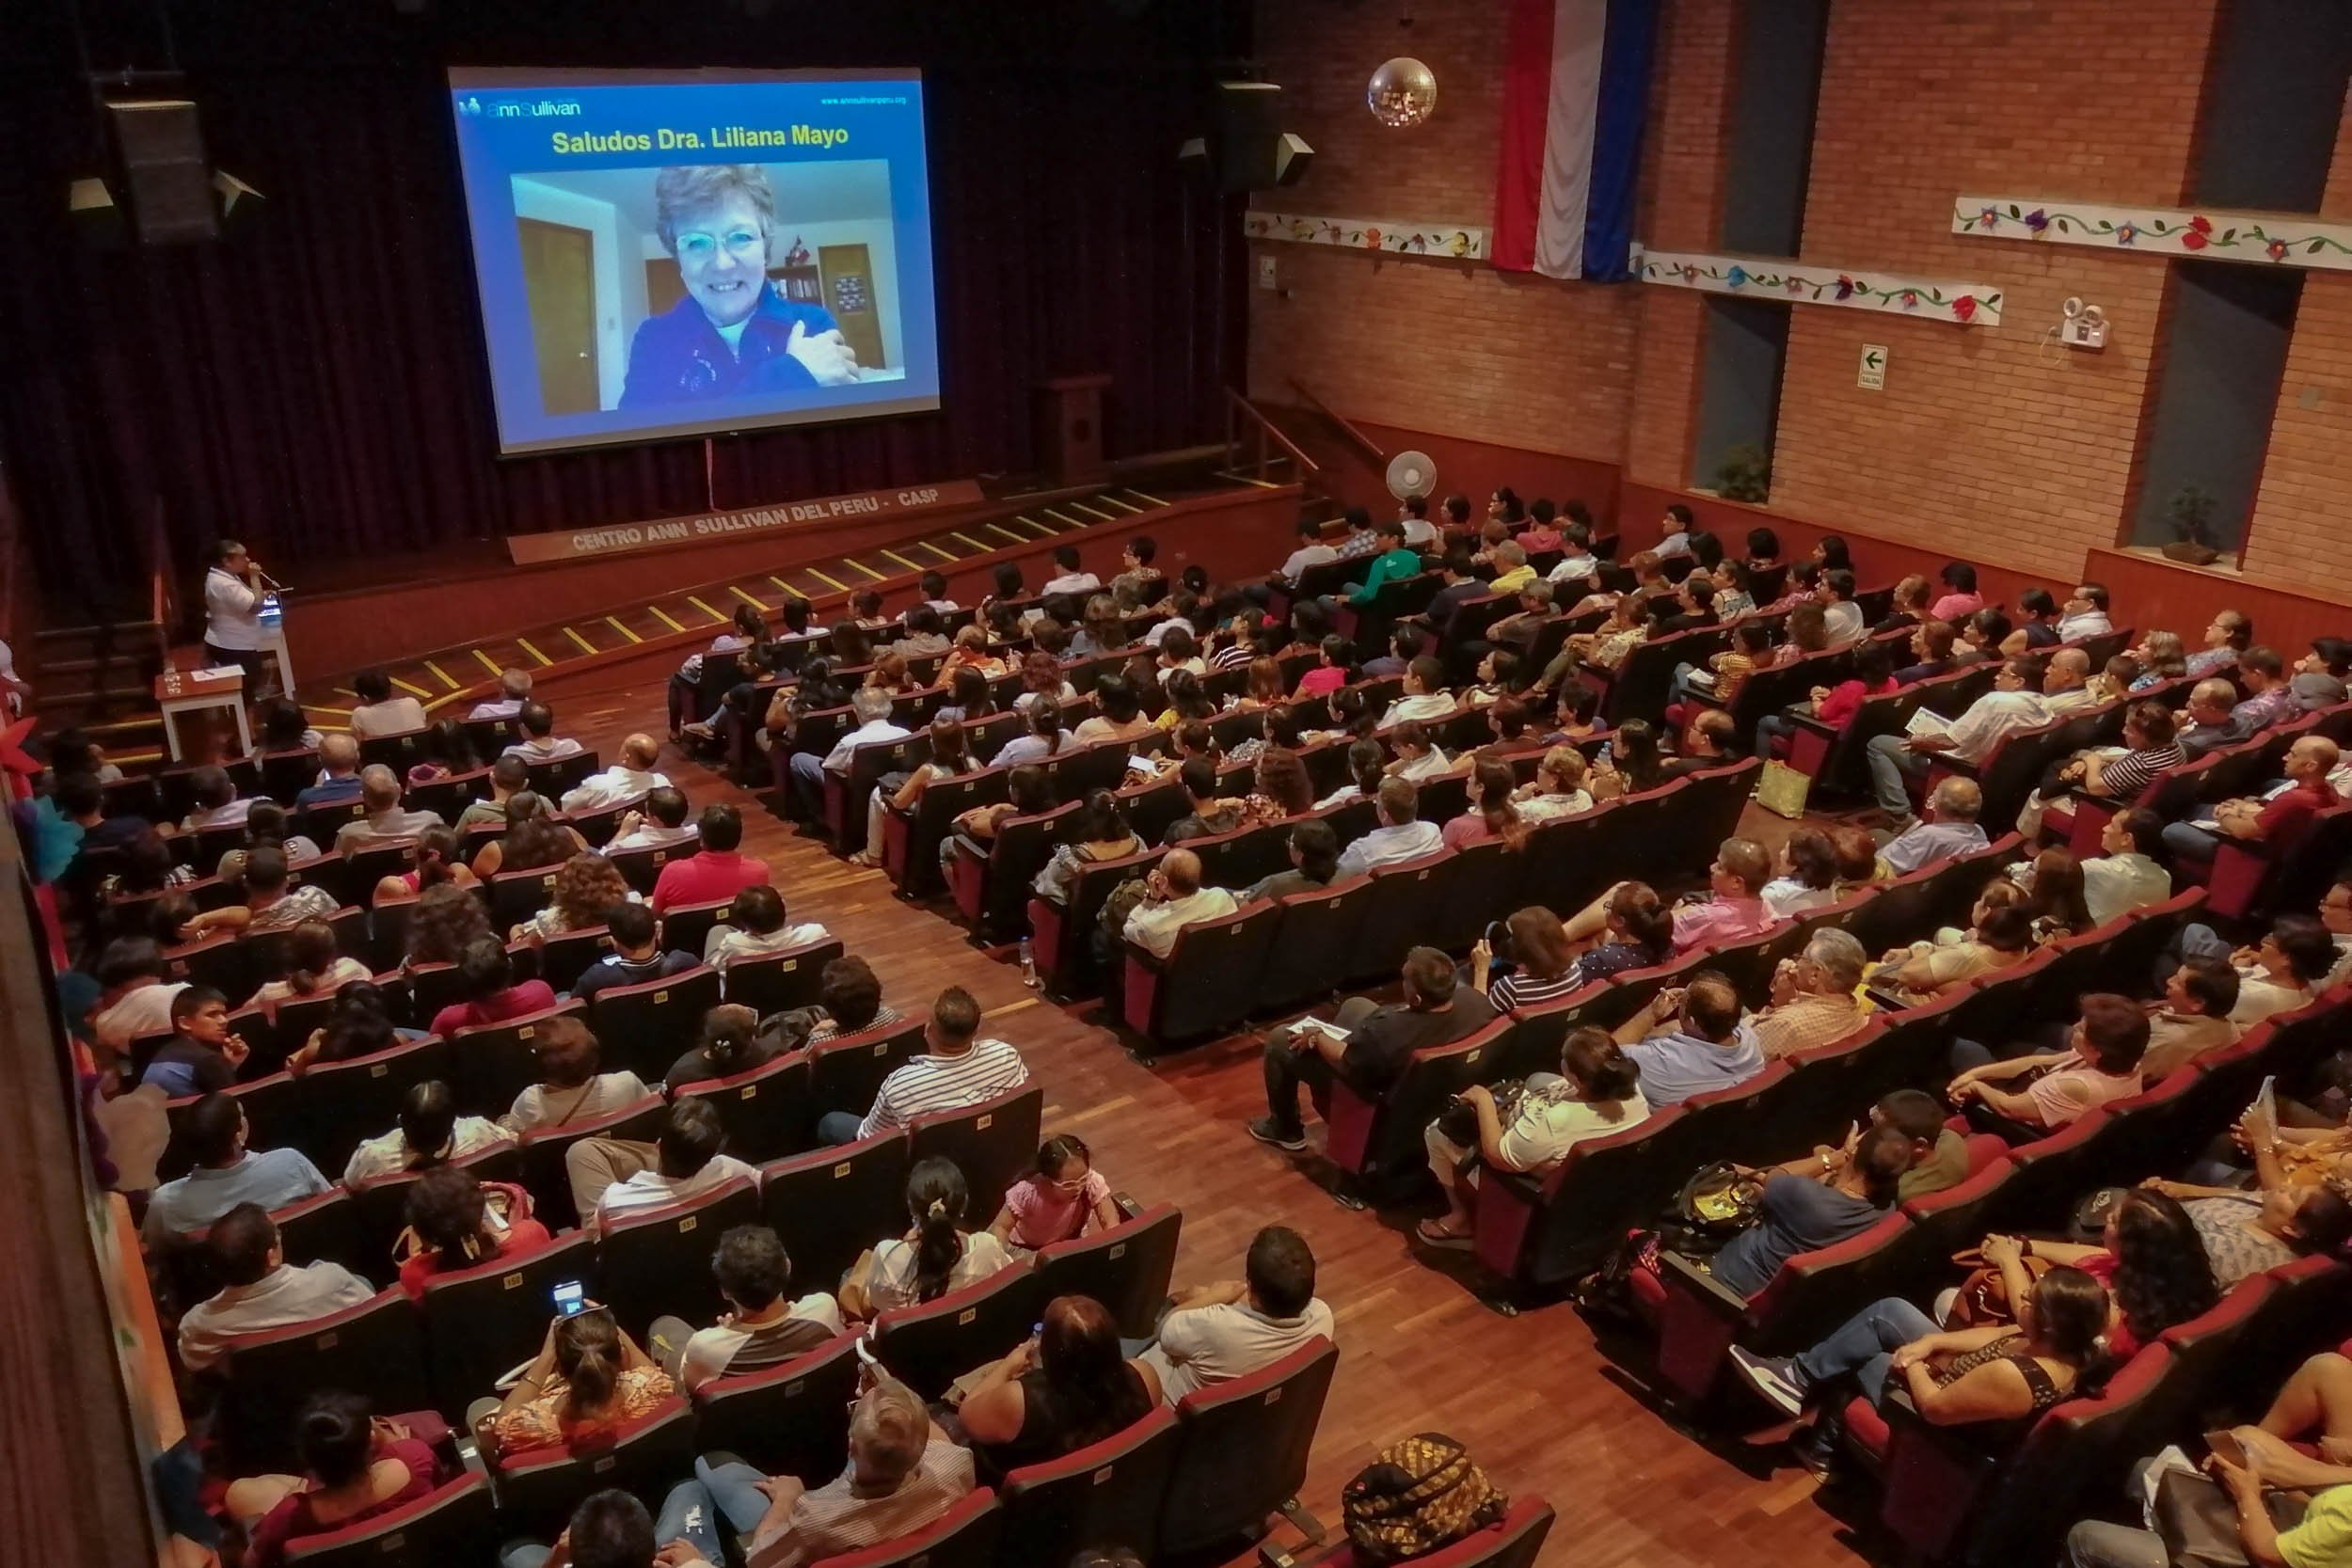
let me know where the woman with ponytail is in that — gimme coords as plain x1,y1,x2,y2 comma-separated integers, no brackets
839,1157,1016,1321
227,1392,445,1568
250,917,371,1012
1317,737,1391,809
481,1303,669,1458
663,1003,784,1092
373,825,478,905
1443,757,1529,851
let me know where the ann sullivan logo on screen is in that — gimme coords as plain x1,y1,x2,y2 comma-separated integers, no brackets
505,481,986,565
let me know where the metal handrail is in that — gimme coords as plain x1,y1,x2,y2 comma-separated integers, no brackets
1222,388,1319,483
1286,377,1387,465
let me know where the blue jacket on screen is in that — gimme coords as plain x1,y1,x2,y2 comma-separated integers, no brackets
617,281,840,409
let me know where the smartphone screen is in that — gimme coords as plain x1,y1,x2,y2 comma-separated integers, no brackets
552,1279,585,1317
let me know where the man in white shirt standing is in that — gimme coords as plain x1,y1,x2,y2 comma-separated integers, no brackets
1121,848,1238,959
2058,581,2114,642
468,668,533,721
588,1100,760,1238
563,733,671,813
787,688,909,820
1334,777,1444,879
1864,655,2049,826
1138,1226,1334,1403
819,986,1028,1144
201,538,277,697
177,1203,375,1371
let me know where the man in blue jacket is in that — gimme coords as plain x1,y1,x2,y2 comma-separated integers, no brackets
619,164,860,408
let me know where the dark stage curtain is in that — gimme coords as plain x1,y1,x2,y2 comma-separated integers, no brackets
0,0,1249,611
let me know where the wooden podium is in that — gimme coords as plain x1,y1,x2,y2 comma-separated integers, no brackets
1034,374,1112,484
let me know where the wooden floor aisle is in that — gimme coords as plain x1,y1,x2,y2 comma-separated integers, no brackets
563,675,1874,1568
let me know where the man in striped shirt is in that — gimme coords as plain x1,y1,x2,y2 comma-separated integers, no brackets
816,987,1028,1144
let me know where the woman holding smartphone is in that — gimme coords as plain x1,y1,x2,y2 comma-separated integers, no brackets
473,1307,671,1459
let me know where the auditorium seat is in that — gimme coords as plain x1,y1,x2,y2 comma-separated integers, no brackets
403,767,491,824
1119,900,1279,1049
1025,845,1161,1000
597,1174,762,1337
1033,1203,1183,1340
522,749,599,802
447,1000,588,1118
586,964,723,1085
822,730,932,853
807,1018,929,1118
1156,1337,1339,1558
760,1131,912,1297
997,1407,1179,1568
690,1331,862,1483
1472,1105,1696,1291
1322,1018,1516,1203
531,924,611,994
420,1231,598,1419
608,837,698,898
490,1398,694,1542
721,935,845,1016
803,1488,1001,1568
652,899,734,963
1670,1059,1797,1170
948,801,1073,942
674,1049,813,1164
281,1473,493,1568
882,768,1006,897
1315,1496,1557,1568
1253,879,1374,1015
907,1083,1044,1219
869,1264,1042,1400
212,1290,435,1475
1352,851,1470,983
564,793,643,849
487,865,565,931
348,1139,525,1268
282,1036,454,1177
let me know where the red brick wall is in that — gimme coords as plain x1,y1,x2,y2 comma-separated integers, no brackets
1244,0,1642,463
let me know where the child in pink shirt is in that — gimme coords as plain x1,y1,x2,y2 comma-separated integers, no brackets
990,1134,1120,1253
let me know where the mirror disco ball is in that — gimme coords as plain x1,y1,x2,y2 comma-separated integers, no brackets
1367,56,1438,128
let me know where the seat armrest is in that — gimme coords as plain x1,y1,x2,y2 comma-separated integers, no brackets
1658,1248,1749,1320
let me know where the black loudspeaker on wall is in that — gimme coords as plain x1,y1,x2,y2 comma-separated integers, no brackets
1177,80,1313,193
103,98,219,245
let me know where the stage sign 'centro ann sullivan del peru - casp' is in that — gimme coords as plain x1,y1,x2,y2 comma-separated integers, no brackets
505,480,985,564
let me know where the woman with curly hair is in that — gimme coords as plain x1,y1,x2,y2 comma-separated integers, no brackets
1240,745,1315,825
515,850,634,942
405,881,495,968
1972,1188,2217,1359
286,980,415,1073
1013,649,1078,714
469,791,581,879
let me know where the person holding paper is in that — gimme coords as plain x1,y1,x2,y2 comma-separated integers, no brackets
1864,655,2050,829
618,165,859,408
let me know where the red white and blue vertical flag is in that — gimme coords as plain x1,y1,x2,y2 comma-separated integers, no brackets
1493,0,1659,281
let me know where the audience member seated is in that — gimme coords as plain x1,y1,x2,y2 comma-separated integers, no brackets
283,981,413,1076
1752,930,1870,1060
1865,656,2051,828
839,1156,1017,1319
957,1293,1158,1474
2293,637,2352,711
1380,657,1457,727
343,1078,514,1186
820,985,1027,1145
582,1099,760,1239
89,937,187,1067
1383,720,1457,784
140,986,251,1096
142,1094,331,1243
468,666,532,722
703,883,826,971
2164,913,2341,1026
790,688,912,820
662,1004,780,1092
1760,829,1841,919
501,702,584,764
2136,1176,2352,1290
249,920,371,1013
428,936,557,1039
177,1201,374,1371
649,1223,842,1391
2163,735,2342,870
651,803,770,913
561,733,670,813
1122,848,1237,959
333,766,445,855
1883,778,1991,876
293,735,365,812
1950,990,2150,1131
1418,1026,1649,1247
498,1017,649,1135
2233,646,2301,733
1032,789,1144,905
1564,881,1677,986
1334,777,1443,879
1470,906,1585,1011
794,956,898,1044
515,850,634,943
1876,899,2034,1004
1694,1127,1921,1307
456,754,531,832
1967,1190,2215,1370
1241,819,1342,904
402,883,495,971
2018,701,2185,839
2062,808,2173,926
1512,744,1595,824
989,1133,1120,1254
181,765,255,832
226,1394,446,1568
476,1308,672,1462
1137,1225,1332,1404
852,720,975,870
1250,945,1498,1152
179,847,340,939
396,1164,548,1300
999,695,1075,767
571,902,697,1006
348,671,428,739
1611,972,1765,1108
609,784,697,851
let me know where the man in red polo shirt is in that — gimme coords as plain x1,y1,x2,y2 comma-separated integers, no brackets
2164,734,2341,870
652,802,771,912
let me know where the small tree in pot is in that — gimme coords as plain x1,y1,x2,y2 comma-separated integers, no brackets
2162,484,2221,566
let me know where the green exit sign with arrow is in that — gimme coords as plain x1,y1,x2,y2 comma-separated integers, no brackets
1857,343,1887,390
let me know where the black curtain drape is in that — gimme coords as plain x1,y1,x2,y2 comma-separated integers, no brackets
0,0,1250,610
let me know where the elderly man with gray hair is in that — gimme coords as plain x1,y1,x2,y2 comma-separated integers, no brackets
787,687,909,823
1880,776,1988,877
1751,929,1869,1061
685,1373,975,1568
333,764,446,855
467,666,532,722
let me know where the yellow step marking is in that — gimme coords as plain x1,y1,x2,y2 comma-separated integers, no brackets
767,576,804,597
471,648,505,677
687,594,733,625
1039,509,1083,530
1216,471,1281,490
1092,493,1144,515
564,626,598,655
842,557,888,581
422,659,459,690
515,637,553,667
951,531,993,552
919,540,959,562
645,604,687,632
390,675,435,698
307,705,354,718
729,585,771,611
879,548,928,573
984,521,1029,544
603,616,644,644
1122,488,1168,506
803,566,850,594
1067,499,1119,521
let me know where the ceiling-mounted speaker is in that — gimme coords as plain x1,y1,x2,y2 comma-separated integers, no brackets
103,98,218,244
1178,82,1315,193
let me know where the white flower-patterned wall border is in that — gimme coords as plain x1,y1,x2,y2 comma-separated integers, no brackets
1639,249,2004,326
1953,197,2352,271
1243,210,1490,261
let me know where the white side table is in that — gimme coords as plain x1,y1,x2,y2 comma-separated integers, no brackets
155,667,249,764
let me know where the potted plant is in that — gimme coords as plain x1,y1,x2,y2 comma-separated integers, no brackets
1714,443,1772,503
2161,484,2221,565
